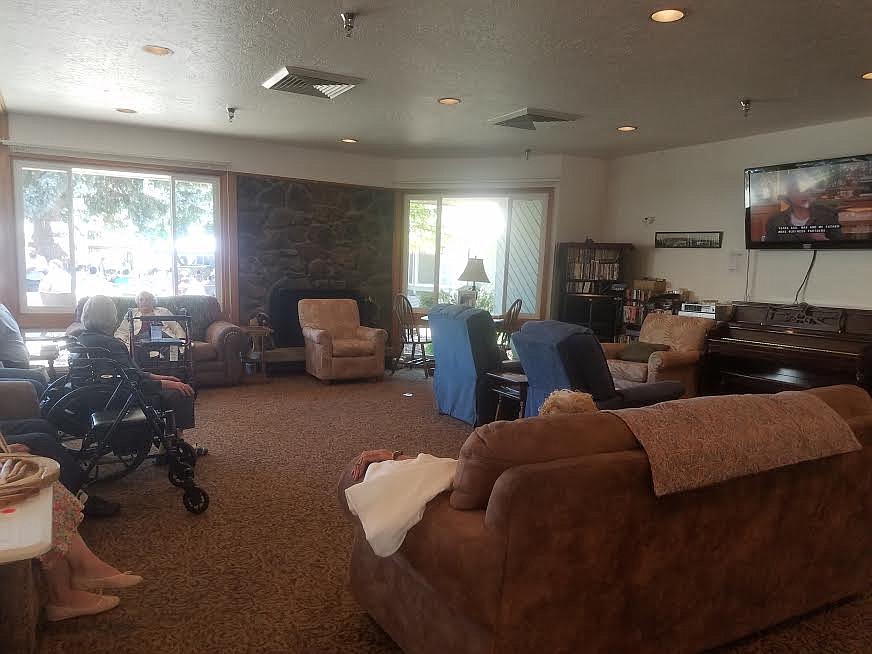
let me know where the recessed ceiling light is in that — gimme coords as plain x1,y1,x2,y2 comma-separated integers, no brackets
650,9,685,23
617,125,638,132
437,97,462,106
340,138,359,143
862,72,872,80
143,45,174,56
115,108,137,114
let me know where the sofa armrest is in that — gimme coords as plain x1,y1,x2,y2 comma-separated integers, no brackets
616,380,685,407
356,326,388,344
205,321,243,353
601,342,626,360
0,381,40,420
648,350,700,372
302,327,332,345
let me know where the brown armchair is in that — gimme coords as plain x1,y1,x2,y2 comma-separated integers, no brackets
298,299,387,382
67,295,244,386
604,312,714,397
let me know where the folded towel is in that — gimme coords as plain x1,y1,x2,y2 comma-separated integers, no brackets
609,391,862,496
345,454,457,557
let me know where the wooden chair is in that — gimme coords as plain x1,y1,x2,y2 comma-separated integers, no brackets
393,294,433,377
496,298,522,356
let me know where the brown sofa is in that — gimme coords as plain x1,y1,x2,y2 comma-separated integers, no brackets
340,385,872,654
67,295,244,386
602,312,714,397
298,299,387,382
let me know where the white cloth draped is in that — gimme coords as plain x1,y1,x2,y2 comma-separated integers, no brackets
344,454,457,557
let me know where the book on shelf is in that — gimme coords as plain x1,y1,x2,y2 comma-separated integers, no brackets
565,246,622,282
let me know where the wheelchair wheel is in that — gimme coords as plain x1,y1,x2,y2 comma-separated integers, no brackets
176,441,197,468
183,487,210,514
42,385,114,439
85,442,152,484
168,462,194,488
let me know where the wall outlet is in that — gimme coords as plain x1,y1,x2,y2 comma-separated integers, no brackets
728,250,746,272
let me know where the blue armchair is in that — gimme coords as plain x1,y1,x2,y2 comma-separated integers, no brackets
428,305,516,426
511,320,684,416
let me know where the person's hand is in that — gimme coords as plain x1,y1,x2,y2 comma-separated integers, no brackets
161,380,195,397
6,443,31,454
351,449,395,481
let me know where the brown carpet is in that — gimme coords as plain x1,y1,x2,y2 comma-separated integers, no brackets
38,371,870,654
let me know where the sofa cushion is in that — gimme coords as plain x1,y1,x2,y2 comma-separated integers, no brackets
190,341,218,362
333,338,375,357
617,341,670,363
451,412,640,510
608,359,649,383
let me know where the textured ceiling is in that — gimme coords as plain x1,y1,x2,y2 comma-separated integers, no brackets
2,0,872,158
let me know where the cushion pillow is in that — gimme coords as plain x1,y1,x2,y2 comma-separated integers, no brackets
617,341,670,363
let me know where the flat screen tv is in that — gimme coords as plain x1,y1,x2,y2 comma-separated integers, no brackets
745,154,872,249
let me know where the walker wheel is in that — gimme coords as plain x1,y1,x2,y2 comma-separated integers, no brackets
182,487,210,514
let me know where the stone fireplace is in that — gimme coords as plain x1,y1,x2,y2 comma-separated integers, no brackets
236,174,395,359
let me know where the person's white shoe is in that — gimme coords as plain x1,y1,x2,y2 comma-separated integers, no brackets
45,595,120,622
72,572,143,591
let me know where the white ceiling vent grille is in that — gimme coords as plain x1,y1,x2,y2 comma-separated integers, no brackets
261,67,362,100
488,107,579,130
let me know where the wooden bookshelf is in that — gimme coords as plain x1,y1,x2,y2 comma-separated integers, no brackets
555,240,634,341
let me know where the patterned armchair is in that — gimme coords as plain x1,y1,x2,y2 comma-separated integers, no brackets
602,313,715,397
298,299,387,382
67,295,244,386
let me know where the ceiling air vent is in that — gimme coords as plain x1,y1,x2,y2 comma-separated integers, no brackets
261,67,362,100
488,107,579,130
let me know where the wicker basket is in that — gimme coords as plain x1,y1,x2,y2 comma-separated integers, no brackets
0,434,61,508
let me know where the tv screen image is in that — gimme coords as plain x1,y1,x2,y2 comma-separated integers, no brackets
745,154,872,249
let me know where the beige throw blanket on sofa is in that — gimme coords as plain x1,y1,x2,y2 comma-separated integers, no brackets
609,391,861,496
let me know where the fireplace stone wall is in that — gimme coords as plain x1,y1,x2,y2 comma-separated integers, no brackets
236,174,395,331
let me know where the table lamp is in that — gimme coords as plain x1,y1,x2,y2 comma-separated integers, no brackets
458,257,490,307
458,257,490,290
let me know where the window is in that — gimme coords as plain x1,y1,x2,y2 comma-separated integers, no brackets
14,161,220,311
404,193,549,315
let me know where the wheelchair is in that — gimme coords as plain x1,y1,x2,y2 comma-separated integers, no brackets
39,340,210,514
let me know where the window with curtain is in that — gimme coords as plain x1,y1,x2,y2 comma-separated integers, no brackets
13,161,220,311
404,192,549,315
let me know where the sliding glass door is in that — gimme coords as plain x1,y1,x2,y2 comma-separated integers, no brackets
404,192,549,316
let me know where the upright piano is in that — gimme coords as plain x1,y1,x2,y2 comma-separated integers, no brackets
703,302,872,394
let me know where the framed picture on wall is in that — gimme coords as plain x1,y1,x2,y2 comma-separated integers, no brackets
655,231,723,249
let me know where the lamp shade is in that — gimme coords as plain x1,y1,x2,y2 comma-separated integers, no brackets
458,257,490,284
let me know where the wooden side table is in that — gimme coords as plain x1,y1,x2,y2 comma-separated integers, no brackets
486,371,529,421
242,325,273,383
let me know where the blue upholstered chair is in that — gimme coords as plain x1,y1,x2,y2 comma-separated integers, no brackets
428,305,517,426
511,320,684,416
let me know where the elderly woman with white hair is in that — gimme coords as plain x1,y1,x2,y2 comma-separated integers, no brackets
114,290,185,346
75,295,196,430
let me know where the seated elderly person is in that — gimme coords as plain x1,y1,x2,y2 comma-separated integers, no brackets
114,290,186,347
0,303,50,396
76,295,196,432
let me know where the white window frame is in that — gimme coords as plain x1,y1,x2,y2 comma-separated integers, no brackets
402,191,550,317
13,160,221,313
